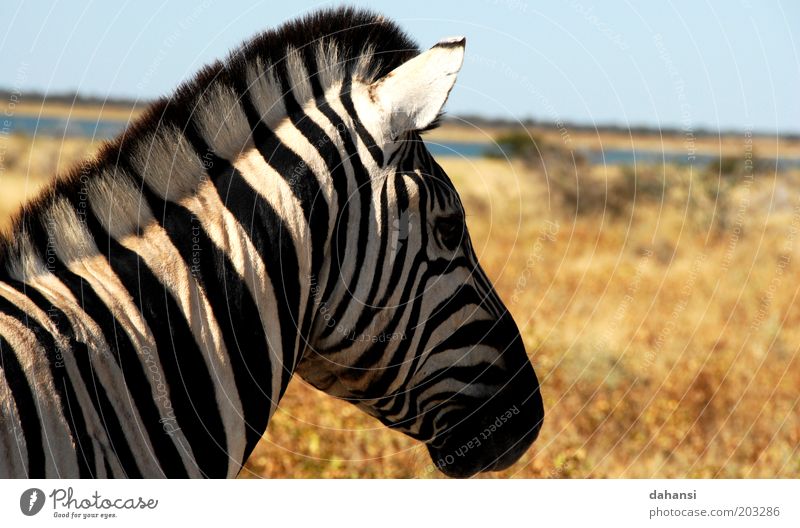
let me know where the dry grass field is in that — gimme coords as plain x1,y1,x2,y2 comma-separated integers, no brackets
1,123,798,478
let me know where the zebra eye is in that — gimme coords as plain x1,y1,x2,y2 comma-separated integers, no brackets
435,215,465,251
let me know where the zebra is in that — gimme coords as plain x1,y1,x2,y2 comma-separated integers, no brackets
0,7,543,478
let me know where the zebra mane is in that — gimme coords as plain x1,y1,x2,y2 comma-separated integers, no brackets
0,6,418,272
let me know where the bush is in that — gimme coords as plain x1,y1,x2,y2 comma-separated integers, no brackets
486,131,541,161
548,164,666,217
707,155,741,176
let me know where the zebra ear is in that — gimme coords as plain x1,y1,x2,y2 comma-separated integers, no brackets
369,37,465,138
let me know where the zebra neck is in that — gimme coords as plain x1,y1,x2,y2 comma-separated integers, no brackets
0,121,327,476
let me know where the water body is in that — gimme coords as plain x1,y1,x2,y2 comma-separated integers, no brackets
426,141,800,171
7,115,800,170
577,148,800,171
6,115,132,139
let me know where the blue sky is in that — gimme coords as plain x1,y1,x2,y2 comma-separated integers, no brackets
1,0,798,133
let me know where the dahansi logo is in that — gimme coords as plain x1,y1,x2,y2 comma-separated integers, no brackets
20,488,45,516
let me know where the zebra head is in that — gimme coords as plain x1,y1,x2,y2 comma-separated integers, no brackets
297,39,544,477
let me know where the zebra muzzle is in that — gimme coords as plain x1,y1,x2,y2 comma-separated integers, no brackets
426,345,545,478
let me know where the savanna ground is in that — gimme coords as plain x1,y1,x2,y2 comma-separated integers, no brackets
1,113,799,478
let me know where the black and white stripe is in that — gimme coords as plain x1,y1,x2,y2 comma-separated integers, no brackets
0,7,543,479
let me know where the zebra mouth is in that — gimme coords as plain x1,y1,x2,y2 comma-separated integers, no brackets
425,330,545,478
425,391,544,478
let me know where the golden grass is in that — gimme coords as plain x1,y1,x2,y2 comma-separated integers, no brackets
2,131,798,479
530,128,800,159
0,134,104,225
12,100,144,122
